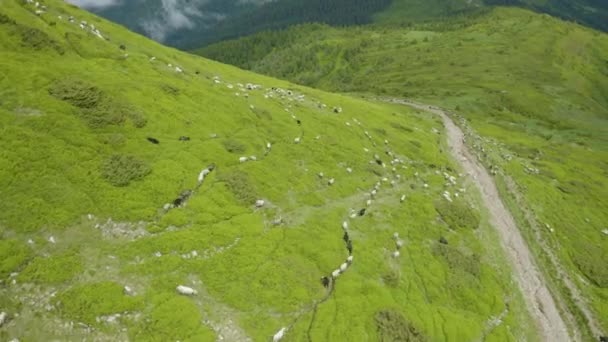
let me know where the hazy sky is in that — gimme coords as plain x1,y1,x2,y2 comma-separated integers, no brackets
65,0,121,9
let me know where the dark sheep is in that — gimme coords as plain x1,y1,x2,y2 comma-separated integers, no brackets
296,119,301,125
375,159,383,166
119,44,126,50
147,137,160,144
346,240,353,255
358,208,366,216
195,71,200,75
439,236,448,245
321,276,330,288
343,231,349,243
173,190,192,207
179,136,190,141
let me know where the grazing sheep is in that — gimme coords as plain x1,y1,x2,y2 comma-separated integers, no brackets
328,178,335,186
273,327,287,342
366,199,372,206
392,251,400,258
321,276,330,288
266,142,272,150
439,237,448,245
239,156,248,163
48,236,56,244
358,208,366,216
176,285,197,296
340,263,348,273
400,195,406,203
318,172,324,178
346,167,353,174
396,240,404,249
249,155,257,161
147,137,160,144
346,240,353,255
342,221,348,230
371,190,377,198
198,168,211,183
255,199,265,208
294,137,301,144
0,311,7,327
347,255,354,264
332,270,341,279
393,232,399,239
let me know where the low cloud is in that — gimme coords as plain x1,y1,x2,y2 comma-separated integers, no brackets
65,0,121,10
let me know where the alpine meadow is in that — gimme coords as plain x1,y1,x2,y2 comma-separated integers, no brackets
1,0,607,341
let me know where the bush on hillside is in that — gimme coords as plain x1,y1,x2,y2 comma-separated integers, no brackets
101,154,151,187
375,310,427,342
19,26,64,54
572,242,608,288
49,78,104,109
435,199,480,230
222,139,247,154
432,243,481,277
219,171,256,204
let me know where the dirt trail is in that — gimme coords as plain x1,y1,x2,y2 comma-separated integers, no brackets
390,99,572,341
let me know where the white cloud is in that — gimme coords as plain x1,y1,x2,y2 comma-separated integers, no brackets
65,0,121,10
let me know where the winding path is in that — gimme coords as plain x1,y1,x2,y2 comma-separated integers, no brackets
390,99,572,341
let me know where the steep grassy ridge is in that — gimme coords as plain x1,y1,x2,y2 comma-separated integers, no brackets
198,7,608,337
0,0,536,341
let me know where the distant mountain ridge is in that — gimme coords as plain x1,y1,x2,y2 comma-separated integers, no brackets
70,0,608,49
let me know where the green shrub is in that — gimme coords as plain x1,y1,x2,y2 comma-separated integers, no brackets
432,243,481,277
434,199,480,230
0,239,31,278
219,171,256,204
572,242,608,288
18,250,82,284
49,78,103,109
222,139,247,153
375,310,427,342
101,154,151,187
19,26,64,54
382,270,400,288
55,281,143,325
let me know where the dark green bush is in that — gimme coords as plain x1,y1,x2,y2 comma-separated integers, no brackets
101,154,151,187
49,78,103,109
375,310,427,342
432,243,481,277
572,242,608,288
20,26,64,53
222,139,246,154
219,171,256,204
435,199,480,230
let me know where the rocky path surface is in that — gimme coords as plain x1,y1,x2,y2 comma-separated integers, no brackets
390,99,572,342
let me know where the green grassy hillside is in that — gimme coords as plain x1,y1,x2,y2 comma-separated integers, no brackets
198,6,608,337
0,0,538,341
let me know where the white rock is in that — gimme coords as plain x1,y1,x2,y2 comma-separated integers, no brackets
176,285,197,296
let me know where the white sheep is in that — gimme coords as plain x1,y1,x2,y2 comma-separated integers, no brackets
294,137,301,144
239,156,248,163
366,199,372,206
371,190,377,198
255,200,265,208
347,255,353,264
340,262,348,273
346,167,353,173
328,178,335,186
396,240,404,249
266,142,272,150
273,327,287,342
198,169,210,183
342,221,348,230
400,195,406,203
176,285,197,296
318,172,324,178
392,251,400,258
393,232,399,239
48,236,56,244
249,156,257,161
331,270,341,279
0,311,7,327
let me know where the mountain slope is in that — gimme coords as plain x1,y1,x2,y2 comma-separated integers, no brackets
0,0,539,341
197,6,608,338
